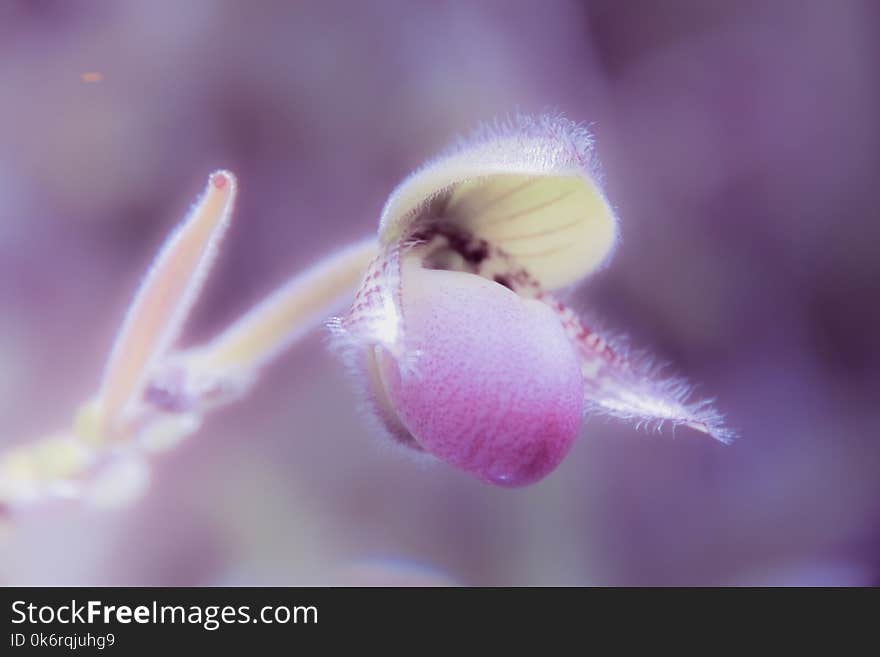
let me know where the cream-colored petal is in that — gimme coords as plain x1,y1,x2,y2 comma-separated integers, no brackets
378,115,617,290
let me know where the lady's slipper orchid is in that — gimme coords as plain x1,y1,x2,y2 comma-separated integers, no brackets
0,113,732,512
332,114,732,486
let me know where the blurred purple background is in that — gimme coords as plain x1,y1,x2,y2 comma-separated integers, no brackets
1,0,878,586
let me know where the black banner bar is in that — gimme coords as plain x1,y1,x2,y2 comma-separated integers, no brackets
1,587,873,651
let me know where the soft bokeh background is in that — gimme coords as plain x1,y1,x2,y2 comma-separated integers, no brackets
1,0,878,586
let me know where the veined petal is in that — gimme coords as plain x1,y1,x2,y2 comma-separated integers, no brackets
378,114,618,291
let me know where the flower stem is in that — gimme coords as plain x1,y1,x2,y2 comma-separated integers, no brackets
179,237,378,392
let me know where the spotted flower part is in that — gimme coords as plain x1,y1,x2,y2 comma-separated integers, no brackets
333,114,733,487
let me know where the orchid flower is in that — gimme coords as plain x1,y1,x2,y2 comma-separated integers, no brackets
331,114,733,486
0,114,732,512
